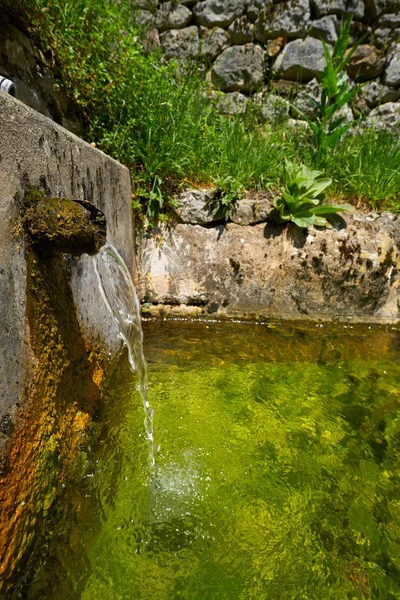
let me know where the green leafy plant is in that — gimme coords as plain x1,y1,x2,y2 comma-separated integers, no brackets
209,176,244,220
273,160,352,228
294,19,366,160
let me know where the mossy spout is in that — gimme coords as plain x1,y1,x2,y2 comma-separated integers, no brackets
23,190,106,255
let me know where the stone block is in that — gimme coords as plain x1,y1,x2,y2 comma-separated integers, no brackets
228,16,254,44
362,81,400,106
200,27,230,61
384,43,400,87
311,0,365,20
156,2,192,30
346,44,386,81
255,0,310,42
210,44,265,92
272,37,328,83
194,0,244,28
160,26,199,59
309,15,340,44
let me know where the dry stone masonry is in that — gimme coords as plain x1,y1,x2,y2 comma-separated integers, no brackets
135,0,400,132
0,9,82,134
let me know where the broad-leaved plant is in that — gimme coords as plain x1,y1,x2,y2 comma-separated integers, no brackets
274,160,352,228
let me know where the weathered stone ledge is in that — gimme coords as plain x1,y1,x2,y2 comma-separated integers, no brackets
139,189,400,324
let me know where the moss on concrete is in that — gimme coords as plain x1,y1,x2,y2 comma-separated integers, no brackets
0,234,108,596
23,189,106,255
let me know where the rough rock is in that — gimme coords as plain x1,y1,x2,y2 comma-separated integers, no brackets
173,189,219,225
384,43,400,87
292,78,321,120
156,2,192,30
255,0,310,42
230,192,274,224
271,78,300,96
286,118,312,134
215,91,248,114
246,4,260,22
141,212,400,321
362,81,400,107
200,27,230,61
309,15,339,44
272,38,327,83
256,93,291,124
194,0,244,28
346,45,386,82
210,44,265,92
375,26,400,48
376,12,400,28
311,0,365,20
136,0,159,8
142,27,161,51
364,0,399,21
160,26,199,59
365,101,400,133
266,36,285,57
228,16,254,44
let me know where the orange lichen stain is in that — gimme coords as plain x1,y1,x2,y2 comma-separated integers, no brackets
0,242,107,594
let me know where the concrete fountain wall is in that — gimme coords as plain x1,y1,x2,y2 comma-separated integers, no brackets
0,91,133,595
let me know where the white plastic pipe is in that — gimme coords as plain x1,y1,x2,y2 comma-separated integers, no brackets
0,76,16,96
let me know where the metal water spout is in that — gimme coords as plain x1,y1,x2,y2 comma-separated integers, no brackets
0,76,16,96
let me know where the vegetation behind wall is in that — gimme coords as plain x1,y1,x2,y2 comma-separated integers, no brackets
3,0,399,222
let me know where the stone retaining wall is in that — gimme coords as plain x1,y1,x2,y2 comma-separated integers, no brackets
140,189,400,323
134,0,400,131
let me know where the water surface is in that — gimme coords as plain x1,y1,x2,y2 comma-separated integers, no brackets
29,320,400,599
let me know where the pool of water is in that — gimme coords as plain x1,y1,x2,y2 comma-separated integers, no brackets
28,320,400,599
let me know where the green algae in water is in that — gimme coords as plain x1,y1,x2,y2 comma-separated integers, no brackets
28,321,400,599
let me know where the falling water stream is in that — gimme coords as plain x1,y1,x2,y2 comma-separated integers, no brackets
94,243,155,466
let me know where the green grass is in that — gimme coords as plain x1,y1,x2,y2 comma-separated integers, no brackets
9,0,400,219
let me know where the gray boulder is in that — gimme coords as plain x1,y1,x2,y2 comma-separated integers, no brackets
312,0,365,20
365,0,399,21
309,15,340,44
293,78,322,120
362,81,400,107
373,27,400,48
174,190,217,225
228,16,254,44
193,0,244,28
365,102,400,133
272,38,327,83
384,43,400,87
160,26,199,59
230,192,274,225
215,92,249,114
255,0,310,42
135,0,159,8
255,93,291,124
156,3,192,30
210,44,265,92
200,27,230,61
376,12,400,28
134,9,156,27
